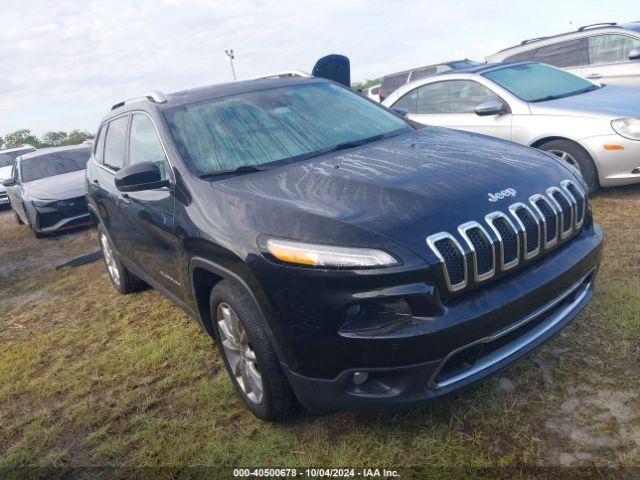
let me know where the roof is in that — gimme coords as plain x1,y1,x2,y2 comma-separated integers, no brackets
19,144,90,162
101,75,325,124
382,59,476,78
496,21,640,54
0,145,36,154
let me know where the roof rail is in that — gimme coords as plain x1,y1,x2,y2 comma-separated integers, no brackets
251,70,312,81
520,36,549,45
111,90,167,111
578,22,617,31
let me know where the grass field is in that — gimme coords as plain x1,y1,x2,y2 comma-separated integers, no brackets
0,185,639,479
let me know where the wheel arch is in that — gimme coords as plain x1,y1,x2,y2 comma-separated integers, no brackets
188,256,288,366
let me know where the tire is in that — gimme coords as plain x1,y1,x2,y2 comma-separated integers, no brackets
97,224,146,294
15,212,24,225
538,139,599,194
210,280,297,421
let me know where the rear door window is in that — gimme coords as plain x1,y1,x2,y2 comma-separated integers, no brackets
531,38,588,67
103,116,129,171
588,34,640,64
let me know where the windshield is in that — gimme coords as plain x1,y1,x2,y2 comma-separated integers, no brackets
0,148,35,168
165,82,410,174
483,63,599,102
21,148,90,182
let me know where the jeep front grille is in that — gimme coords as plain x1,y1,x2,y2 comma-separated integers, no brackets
427,180,587,293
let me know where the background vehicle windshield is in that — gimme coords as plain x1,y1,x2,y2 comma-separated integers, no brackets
21,148,90,182
0,149,33,168
165,82,410,174
483,63,598,102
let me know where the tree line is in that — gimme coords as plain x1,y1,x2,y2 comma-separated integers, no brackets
0,129,94,150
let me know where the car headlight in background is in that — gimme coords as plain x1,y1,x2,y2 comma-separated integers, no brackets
265,238,398,268
611,118,640,140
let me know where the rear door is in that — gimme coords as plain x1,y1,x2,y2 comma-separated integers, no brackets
88,115,131,252
583,33,640,86
116,112,180,295
393,79,513,140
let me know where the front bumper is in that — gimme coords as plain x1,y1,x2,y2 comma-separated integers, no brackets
32,197,91,233
581,134,640,187
285,268,594,413
259,223,603,413
0,188,8,205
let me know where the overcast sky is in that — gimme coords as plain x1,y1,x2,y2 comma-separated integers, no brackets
0,0,636,136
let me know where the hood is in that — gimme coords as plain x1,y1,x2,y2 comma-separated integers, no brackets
213,127,579,257
529,85,640,119
0,165,12,181
24,169,86,201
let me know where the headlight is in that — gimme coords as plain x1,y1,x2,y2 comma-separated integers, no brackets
265,238,398,268
31,199,53,208
611,118,640,140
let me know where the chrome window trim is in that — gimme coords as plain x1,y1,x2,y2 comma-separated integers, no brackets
529,194,559,250
561,179,585,230
485,211,520,271
457,221,496,282
547,187,574,239
426,232,468,292
508,202,540,260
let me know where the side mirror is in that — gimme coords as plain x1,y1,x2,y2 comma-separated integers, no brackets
2,178,16,187
392,107,409,117
114,161,168,192
474,100,505,116
629,48,640,61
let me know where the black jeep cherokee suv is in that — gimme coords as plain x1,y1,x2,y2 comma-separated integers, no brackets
87,75,603,420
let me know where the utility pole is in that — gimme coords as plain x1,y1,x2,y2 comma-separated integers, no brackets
225,49,236,81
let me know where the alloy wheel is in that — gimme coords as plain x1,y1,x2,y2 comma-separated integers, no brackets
548,149,581,173
100,232,120,287
217,302,264,404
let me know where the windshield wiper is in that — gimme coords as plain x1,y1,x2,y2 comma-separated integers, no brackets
198,165,266,178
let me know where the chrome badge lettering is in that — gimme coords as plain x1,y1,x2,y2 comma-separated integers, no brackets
488,188,517,203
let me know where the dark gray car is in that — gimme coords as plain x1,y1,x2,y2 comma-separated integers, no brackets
3,145,92,237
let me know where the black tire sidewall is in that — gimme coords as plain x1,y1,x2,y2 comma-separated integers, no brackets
539,140,599,194
210,280,294,421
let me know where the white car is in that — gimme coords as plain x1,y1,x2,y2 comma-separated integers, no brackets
364,84,381,102
0,145,37,206
486,22,640,87
383,62,640,192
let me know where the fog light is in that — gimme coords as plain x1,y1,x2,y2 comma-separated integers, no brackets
632,167,640,175
352,371,369,385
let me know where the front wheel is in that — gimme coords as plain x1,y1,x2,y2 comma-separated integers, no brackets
210,280,297,421
538,139,599,194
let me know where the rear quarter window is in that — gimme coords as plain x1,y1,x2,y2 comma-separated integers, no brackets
103,116,129,171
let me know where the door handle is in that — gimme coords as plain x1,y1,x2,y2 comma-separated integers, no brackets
120,193,131,205
585,73,603,79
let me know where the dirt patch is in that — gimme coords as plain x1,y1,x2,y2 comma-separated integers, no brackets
545,388,640,465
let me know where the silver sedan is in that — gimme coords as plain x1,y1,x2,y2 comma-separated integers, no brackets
383,62,640,192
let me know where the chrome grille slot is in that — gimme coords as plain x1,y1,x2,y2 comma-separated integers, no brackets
458,222,495,282
485,212,519,271
509,203,540,259
547,187,573,238
530,194,559,249
562,180,586,229
427,180,585,293
427,233,467,292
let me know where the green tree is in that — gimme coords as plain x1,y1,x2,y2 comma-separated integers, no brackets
61,130,93,146
3,129,42,149
41,131,69,147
